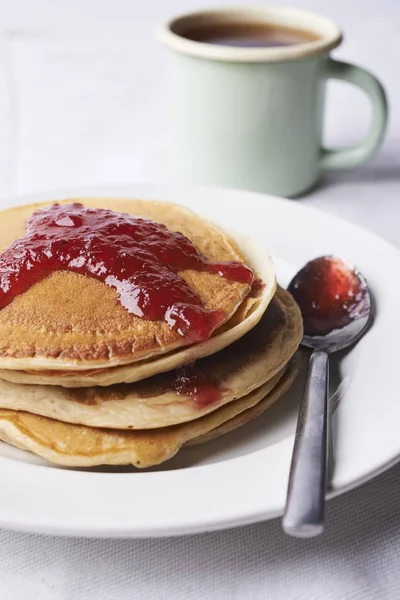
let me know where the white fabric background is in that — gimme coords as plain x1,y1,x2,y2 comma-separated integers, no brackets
0,0,398,598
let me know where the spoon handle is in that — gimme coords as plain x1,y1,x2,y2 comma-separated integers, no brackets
282,350,329,538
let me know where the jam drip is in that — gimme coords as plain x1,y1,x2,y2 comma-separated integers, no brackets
171,365,222,408
250,277,265,298
0,203,253,341
288,256,369,337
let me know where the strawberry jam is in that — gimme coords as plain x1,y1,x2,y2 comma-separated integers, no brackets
171,365,222,407
0,203,253,341
288,256,370,337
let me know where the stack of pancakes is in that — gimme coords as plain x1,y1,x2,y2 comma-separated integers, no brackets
0,198,303,468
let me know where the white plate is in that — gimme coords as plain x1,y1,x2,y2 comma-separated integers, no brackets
0,184,399,538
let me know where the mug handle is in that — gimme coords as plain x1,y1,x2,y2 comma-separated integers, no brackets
321,59,388,169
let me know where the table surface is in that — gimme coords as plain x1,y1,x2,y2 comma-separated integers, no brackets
0,0,398,599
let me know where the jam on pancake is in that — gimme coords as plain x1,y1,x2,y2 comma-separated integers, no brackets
171,365,222,407
0,203,253,342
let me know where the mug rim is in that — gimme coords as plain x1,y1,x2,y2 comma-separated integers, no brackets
157,5,342,63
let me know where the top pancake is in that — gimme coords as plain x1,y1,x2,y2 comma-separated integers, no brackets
0,198,274,370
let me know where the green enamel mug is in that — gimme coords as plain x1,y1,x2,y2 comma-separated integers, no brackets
158,6,388,197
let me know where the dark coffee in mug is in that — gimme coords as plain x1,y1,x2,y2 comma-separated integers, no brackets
180,21,320,48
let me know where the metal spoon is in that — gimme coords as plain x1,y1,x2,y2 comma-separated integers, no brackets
282,256,372,538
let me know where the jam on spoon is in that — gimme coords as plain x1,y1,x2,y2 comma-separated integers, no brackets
288,256,370,338
0,203,253,342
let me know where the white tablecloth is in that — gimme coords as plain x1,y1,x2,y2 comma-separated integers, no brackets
0,1,398,598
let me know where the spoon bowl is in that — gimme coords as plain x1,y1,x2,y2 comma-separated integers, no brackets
289,255,372,351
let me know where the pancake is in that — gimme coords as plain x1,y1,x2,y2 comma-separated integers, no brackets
0,198,276,371
0,229,276,386
0,351,305,468
0,287,302,428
